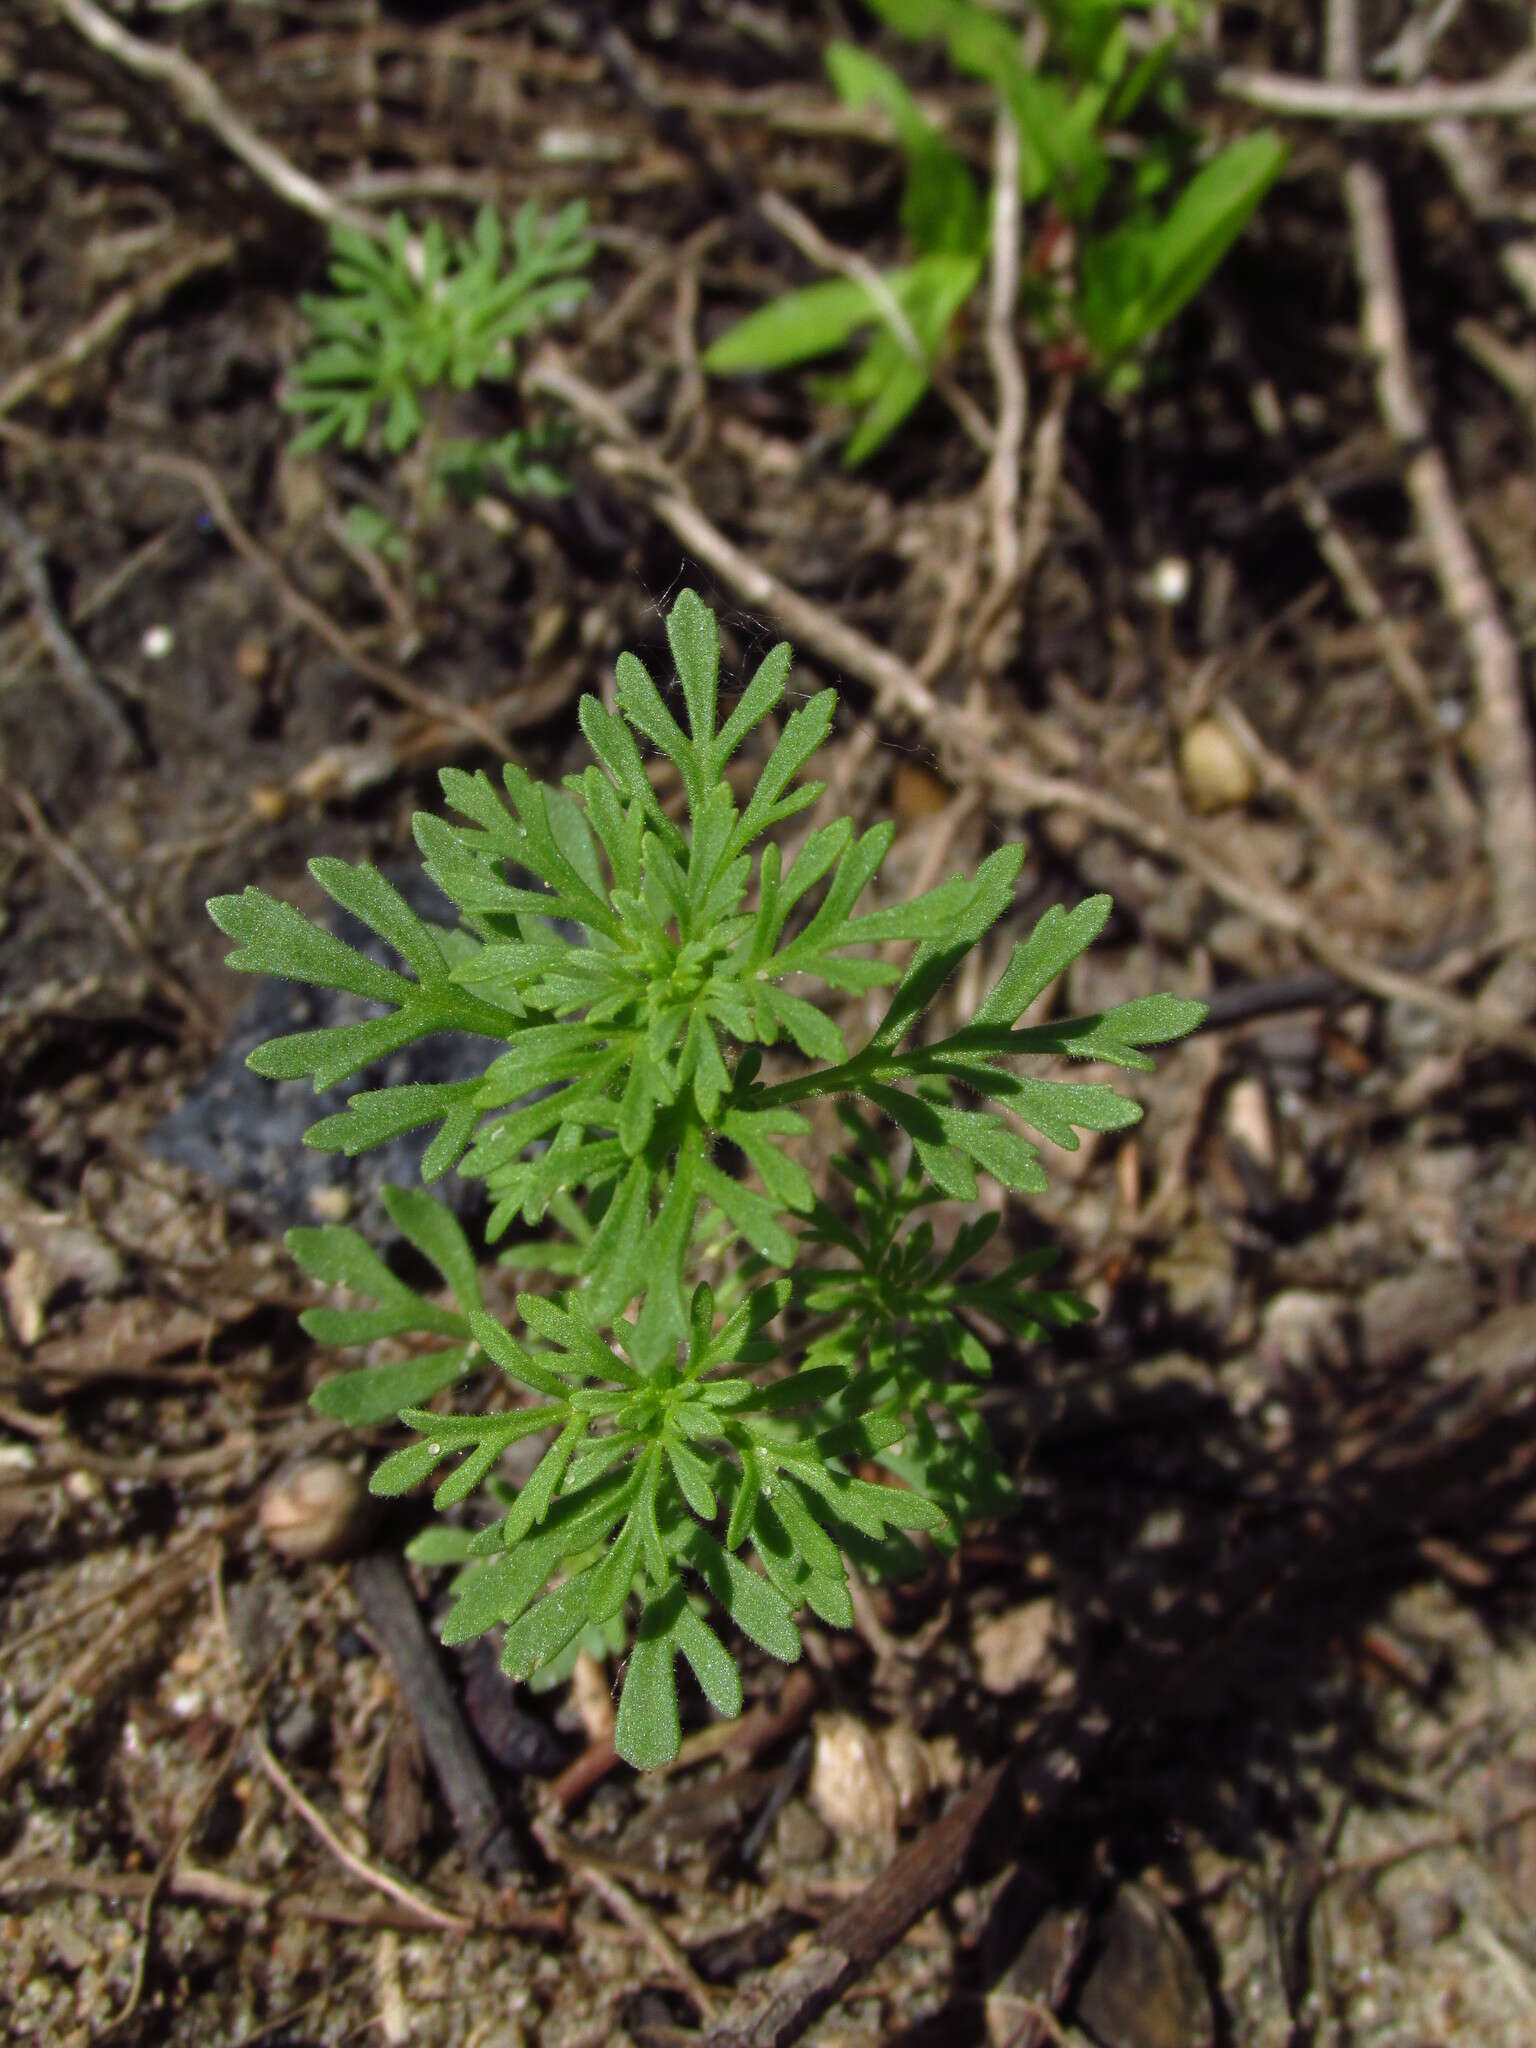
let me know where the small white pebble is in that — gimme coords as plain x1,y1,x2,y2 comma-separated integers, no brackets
537,126,626,163
1436,697,1467,732
474,497,517,536
972,1599,1056,1694
259,1457,368,1562
1137,1508,1186,1552
809,1713,899,1851
1179,716,1256,814
1150,555,1191,607
140,623,175,659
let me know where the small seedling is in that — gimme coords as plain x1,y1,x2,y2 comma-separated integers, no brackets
705,0,1284,462
209,590,1204,1765
283,201,592,558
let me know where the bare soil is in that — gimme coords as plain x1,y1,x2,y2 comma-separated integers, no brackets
4,5,1536,2046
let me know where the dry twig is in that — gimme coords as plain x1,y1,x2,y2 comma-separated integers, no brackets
1210,697,1409,913
0,1559,201,1795
100,1564,354,2036
664,221,729,456
0,417,542,763
974,109,1029,669
1216,68,1536,123
528,352,1536,1060
253,1735,474,1934
5,782,217,1033
1372,25,1536,326
534,1820,719,2020
1326,0,1536,1024
914,500,987,686
989,753,1536,1053
546,1665,817,1814
1373,0,1469,82
1428,120,1536,322
1456,318,1536,435
0,236,234,421
754,191,993,455
700,1755,1016,2048
759,190,924,368
135,451,519,760
1389,31,1536,373
0,1858,534,1934
0,527,181,719
0,493,140,762
350,1551,523,1877
1013,372,1072,622
47,0,382,237
1247,379,1476,832
6,1517,244,1659
530,349,945,733
665,1664,819,1777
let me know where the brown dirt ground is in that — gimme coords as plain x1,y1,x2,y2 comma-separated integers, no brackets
4,5,1536,2046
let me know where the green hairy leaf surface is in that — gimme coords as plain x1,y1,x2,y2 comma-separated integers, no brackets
281,200,592,481
211,589,1205,1764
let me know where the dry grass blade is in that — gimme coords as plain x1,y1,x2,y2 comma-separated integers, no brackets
253,1735,474,1934
974,108,1028,669
5,782,217,1033
528,352,1536,1060
134,452,520,763
533,1818,718,2020
0,1560,201,1794
1327,0,1536,1026
1217,69,1536,122
6,1515,245,1659
48,0,381,238
758,190,924,368
700,1756,1015,2048
0,237,234,421
1247,378,1477,833
0,493,140,762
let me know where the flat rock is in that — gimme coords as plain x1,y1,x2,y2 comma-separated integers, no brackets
1359,1264,1478,1370
147,866,493,1236
1075,1883,1215,2048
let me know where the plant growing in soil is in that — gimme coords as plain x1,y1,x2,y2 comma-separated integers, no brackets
283,201,593,555
704,0,1284,461
208,590,1204,1765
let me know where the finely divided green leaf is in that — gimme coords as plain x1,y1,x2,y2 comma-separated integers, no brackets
311,1347,475,1426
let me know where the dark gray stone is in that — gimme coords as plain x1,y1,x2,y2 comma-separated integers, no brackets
148,866,499,1237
